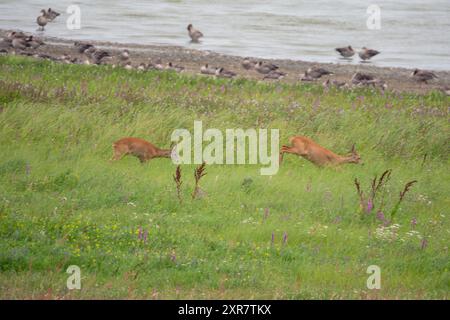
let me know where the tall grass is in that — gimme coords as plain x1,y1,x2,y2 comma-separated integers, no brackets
0,56,448,299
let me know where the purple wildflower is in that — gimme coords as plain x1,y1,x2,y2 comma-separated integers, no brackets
271,233,274,246
143,230,148,243
366,199,374,213
282,232,288,245
170,250,177,263
376,210,386,223
411,217,417,229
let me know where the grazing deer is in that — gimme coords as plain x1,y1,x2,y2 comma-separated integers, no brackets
279,136,361,167
111,137,172,163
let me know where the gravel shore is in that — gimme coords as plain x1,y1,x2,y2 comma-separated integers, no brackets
1,29,449,94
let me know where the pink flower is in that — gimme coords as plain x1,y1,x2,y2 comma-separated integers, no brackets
366,199,374,213
143,230,148,243
376,210,386,222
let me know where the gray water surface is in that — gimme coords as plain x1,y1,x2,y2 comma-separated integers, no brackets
1,0,449,70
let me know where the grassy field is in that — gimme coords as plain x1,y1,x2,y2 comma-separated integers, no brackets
0,55,448,299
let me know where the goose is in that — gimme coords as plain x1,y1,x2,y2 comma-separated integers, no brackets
215,67,237,78
148,59,165,70
36,53,55,60
124,61,133,70
8,31,27,38
300,75,315,82
137,63,147,71
60,54,82,64
166,62,184,72
335,46,355,58
87,48,111,65
356,79,387,90
358,47,380,61
411,69,438,83
255,61,279,74
323,79,347,89
11,37,28,50
351,72,386,89
351,72,375,84
263,70,286,80
200,63,216,75
25,36,44,49
0,39,9,52
187,24,203,42
440,86,450,96
74,41,94,54
59,54,73,64
46,8,60,21
119,49,130,61
305,66,333,79
242,57,257,70
36,9,48,31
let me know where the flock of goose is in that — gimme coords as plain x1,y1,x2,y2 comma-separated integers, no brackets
0,8,442,89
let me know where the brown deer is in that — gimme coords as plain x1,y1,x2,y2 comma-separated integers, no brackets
111,137,172,163
279,136,361,167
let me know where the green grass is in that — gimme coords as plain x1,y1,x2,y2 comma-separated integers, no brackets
0,55,449,299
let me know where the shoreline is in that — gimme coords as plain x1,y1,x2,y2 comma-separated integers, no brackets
1,29,450,94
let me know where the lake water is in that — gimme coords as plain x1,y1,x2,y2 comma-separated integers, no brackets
0,0,449,70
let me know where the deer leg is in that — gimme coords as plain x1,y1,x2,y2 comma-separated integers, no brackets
110,149,125,162
279,145,299,164
137,155,147,164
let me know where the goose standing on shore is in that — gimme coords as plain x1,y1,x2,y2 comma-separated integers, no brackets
36,9,48,31
359,47,380,61
335,46,355,58
411,69,438,83
187,24,203,42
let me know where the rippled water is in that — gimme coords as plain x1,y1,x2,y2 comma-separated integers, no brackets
1,0,449,70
